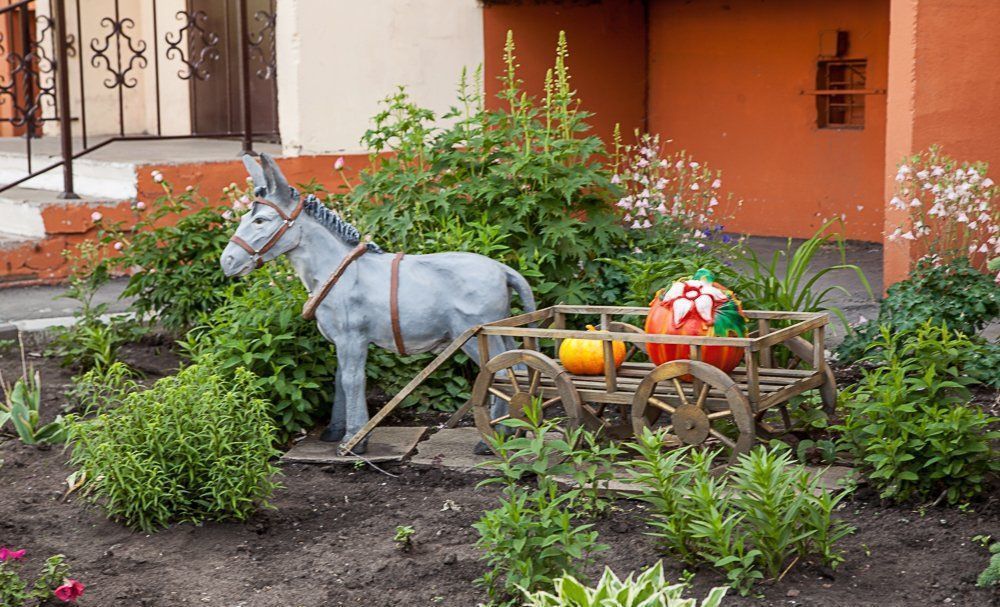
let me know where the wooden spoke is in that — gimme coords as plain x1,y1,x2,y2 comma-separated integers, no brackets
528,368,541,394
672,378,691,407
508,368,522,393
707,410,733,420
490,414,511,425
648,396,675,414
695,383,710,410
541,396,562,410
488,387,512,402
708,428,736,449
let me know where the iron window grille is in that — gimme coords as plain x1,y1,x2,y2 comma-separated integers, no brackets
815,59,867,129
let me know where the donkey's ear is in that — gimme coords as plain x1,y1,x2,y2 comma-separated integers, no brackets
259,153,290,198
242,154,267,193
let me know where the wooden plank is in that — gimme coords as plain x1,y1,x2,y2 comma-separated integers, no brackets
744,348,760,409
480,325,754,348
743,310,827,320
554,305,649,315
601,313,617,393
751,315,829,351
482,307,555,328
758,372,824,409
553,311,566,357
758,319,772,368
340,326,479,453
444,399,473,428
813,325,826,370
283,426,428,464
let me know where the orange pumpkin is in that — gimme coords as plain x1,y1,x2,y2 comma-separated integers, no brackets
559,325,626,375
645,269,746,377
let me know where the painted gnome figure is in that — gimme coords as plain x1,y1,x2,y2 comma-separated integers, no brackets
645,268,747,375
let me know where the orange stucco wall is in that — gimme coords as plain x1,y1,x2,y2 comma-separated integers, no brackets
482,0,647,146
883,0,1000,285
647,0,889,242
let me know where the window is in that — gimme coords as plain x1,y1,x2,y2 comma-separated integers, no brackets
816,59,866,129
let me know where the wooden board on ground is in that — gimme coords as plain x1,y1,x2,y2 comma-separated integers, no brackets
281,426,428,464
410,427,492,473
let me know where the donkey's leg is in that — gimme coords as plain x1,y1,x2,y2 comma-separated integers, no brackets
335,335,371,455
320,365,347,443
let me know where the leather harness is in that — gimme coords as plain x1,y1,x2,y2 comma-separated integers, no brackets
230,196,407,354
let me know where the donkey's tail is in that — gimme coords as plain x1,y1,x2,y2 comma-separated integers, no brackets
502,264,536,314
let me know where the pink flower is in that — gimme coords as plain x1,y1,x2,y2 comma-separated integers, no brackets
334,156,345,171
134,200,146,211
113,241,124,251
151,170,163,183
222,210,234,221
0,546,25,561
90,211,102,222
54,579,85,602
610,174,621,185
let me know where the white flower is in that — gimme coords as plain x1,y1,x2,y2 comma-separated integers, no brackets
151,170,164,183
690,183,699,191
712,178,722,189
90,211,102,222
630,220,642,229
611,174,621,185
623,213,632,222
931,166,945,176
910,198,922,207
916,170,929,180
901,231,915,240
642,219,652,228
983,177,995,187
709,197,719,207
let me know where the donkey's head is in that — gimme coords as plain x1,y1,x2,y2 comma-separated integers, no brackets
220,153,303,277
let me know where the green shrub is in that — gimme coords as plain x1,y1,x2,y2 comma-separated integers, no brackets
838,257,1000,362
624,434,853,595
1,340,67,446
737,219,871,329
978,542,1000,588
98,178,241,333
67,363,281,532
181,262,337,441
523,562,728,607
474,402,609,603
68,361,140,416
342,31,628,306
835,329,998,505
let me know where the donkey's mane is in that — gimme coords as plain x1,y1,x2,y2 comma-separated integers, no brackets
300,191,383,253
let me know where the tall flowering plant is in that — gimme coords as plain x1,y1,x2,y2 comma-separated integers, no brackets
888,146,1000,281
611,129,739,246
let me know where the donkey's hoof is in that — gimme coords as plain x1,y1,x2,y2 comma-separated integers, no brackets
320,425,345,443
473,440,494,456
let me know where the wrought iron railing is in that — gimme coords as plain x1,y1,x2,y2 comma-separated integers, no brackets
0,0,277,198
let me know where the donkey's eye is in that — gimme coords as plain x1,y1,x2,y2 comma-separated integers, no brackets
253,217,265,225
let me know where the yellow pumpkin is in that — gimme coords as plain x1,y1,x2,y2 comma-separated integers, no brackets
559,325,626,375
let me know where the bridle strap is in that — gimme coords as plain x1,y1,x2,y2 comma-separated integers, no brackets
228,197,304,268
301,242,370,320
390,252,406,355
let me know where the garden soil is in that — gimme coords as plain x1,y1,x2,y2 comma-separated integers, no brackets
2,344,998,607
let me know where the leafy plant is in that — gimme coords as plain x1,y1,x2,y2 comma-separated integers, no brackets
393,525,415,552
67,362,281,532
623,434,853,595
522,561,728,607
97,177,242,333
366,347,473,412
837,257,1000,363
978,542,1000,588
68,361,140,416
737,219,871,328
181,262,337,441
0,551,83,606
45,240,144,372
341,31,629,306
0,338,67,445
835,328,999,505
474,400,608,603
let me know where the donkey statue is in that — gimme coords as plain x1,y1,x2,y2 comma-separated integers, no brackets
220,154,535,453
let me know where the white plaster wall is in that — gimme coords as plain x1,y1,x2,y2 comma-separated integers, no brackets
276,0,485,156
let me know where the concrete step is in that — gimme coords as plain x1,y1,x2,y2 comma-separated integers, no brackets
0,187,127,238
0,152,137,199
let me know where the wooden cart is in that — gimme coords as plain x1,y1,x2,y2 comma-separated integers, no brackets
342,305,836,466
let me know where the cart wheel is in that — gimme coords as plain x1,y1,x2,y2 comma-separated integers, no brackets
472,349,584,454
631,359,755,468
608,321,648,361
756,336,838,438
